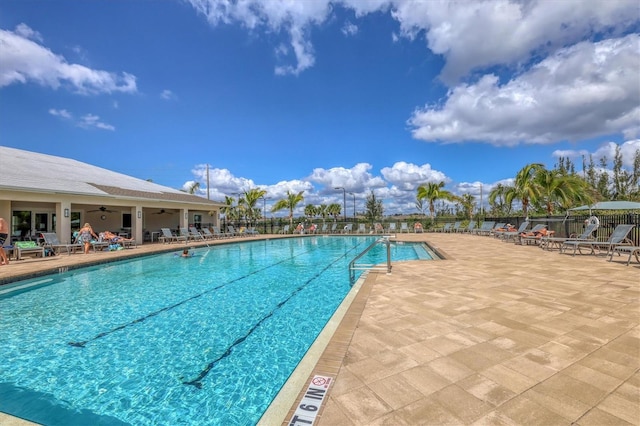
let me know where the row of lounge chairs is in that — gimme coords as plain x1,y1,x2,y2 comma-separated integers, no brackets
279,222,422,234
158,226,259,244
440,220,638,265
3,231,138,260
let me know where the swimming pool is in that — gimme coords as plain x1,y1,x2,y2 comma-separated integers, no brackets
0,236,432,425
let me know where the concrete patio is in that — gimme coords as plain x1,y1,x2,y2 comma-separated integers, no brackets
0,233,638,425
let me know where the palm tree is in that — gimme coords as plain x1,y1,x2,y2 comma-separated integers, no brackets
458,194,475,219
221,195,237,224
241,188,267,226
533,169,593,214
271,190,304,226
304,204,318,221
416,181,456,219
317,204,329,223
187,182,201,194
327,203,341,222
488,183,513,215
505,163,544,217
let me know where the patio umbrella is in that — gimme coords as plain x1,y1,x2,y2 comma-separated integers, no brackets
569,201,640,212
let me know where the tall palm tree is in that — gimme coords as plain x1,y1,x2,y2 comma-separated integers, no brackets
488,183,512,215
222,195,237,223
271,190,304,226
416,181,456,219
505,163,544,217
327,203,341,222
241,188,267,226
458,193,475,219
317,204,329,223
304,204,318,221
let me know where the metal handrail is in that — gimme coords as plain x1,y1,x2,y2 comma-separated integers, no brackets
349,237,392,284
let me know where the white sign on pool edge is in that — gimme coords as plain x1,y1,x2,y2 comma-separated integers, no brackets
288,375,333,426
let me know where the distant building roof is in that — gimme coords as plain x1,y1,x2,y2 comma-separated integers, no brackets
0,146,221,206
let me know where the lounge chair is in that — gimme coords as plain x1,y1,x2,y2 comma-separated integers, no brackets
497,221,529,242
400,223,409,233
438,223,452,233
414,222,424,233
330,223,338,234
188,227,206,242
159,228,186,244
540,222,598,251
228,225,246,237
609,245,640,266
342,223,353,234
487,222,506,237
41,232,82,255
14,241,45,260
319,224,328,234
388,223,397,233
245,227,259,236
461,221,477,233
561,224,635,257
518,224,548,245
200,228,217,240
212,226,229,238
450,221,462,233
356,223,366,234
279,224,290,234
473,221,495,236
374,223,384,233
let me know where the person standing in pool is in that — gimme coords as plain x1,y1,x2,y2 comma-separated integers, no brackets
0,217,9,265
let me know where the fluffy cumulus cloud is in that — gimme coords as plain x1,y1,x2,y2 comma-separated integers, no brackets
386,0,639,84
380,161,448,191
307,163,386,193
0,24,137,94
408,35,640,146
553,139,640,169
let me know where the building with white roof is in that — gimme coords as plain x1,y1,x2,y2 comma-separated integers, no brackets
0,146,224,244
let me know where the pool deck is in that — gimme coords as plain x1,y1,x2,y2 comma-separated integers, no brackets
1,233,638,426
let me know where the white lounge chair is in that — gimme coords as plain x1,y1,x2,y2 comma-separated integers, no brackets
562,224,635,257
400,223,409,233
356,224,366,234
41,232,82,255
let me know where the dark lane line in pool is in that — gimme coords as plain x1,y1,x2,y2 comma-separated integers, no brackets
182,239,368,388
68,238,342,348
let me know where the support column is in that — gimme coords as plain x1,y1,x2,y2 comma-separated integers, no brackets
58,201,72,243
133,206,143,243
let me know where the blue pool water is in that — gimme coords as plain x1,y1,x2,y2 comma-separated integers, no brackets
0,236,432,426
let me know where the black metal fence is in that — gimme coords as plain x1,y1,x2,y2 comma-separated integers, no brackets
218,213,640,246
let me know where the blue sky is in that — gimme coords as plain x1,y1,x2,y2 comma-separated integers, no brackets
1,0,639,216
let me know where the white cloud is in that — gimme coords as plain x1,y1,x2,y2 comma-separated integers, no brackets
78,114,115,131
408,35,640,146
49,108,115,131
387,0,639,84
380,161,449,191
0,24,137,94
48,108,72,119
187,0,331,76
307,163,386,192
160,89,176,100
556,139,640,169
341,21,358,36
15,23,43,42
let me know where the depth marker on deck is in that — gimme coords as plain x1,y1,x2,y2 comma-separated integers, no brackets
288,375,333,426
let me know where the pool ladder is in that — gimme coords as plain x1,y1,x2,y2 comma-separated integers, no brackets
348,236,392,284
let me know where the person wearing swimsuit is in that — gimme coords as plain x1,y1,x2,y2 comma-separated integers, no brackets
78,223,98,254
0,217,9,265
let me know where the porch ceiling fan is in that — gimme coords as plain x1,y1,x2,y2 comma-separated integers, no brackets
153,209,173,215
88,206,115,213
